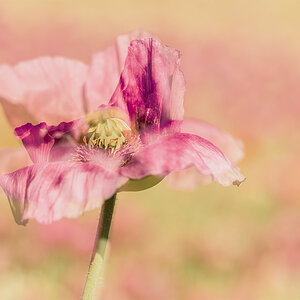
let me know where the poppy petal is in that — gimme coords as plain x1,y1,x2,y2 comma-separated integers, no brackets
0,162,127,224
120,133,245,187
0,57,87,127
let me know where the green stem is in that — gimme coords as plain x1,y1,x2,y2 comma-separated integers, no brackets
82,194,116,300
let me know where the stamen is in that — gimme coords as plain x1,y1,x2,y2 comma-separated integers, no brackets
85,110,132,152
83,136,88,145
72,109,142,168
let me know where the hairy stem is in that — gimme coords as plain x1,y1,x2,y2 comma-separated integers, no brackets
82,194,116,300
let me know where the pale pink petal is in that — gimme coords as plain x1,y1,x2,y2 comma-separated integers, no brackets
0,147,31,176
0,162,127,224
84,46,120,112
14,120,78,163
120,133,245,187
182,119,244,162
109,38,185,131
0,57,88,127
165,168,212,190
85,30,153,111
165,119,244,190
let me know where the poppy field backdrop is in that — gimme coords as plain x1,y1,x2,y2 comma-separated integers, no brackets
0,1,300,299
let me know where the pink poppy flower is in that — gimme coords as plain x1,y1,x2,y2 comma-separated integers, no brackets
0,31,245,225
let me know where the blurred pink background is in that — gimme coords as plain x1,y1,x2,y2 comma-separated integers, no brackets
0,1,300,299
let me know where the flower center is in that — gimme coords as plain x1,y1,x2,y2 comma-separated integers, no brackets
73,110,140,166
84,110,131,151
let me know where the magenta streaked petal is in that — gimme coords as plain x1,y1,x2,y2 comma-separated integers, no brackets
85,30,153,111
15,120,78,163
0,57,87,127
115,30,154,70
120,133,245,186
139,120,183,145
109,38,185,132
0,162,127,224
15,123,54,163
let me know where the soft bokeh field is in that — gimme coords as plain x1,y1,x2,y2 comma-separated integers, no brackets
1,1,300,299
